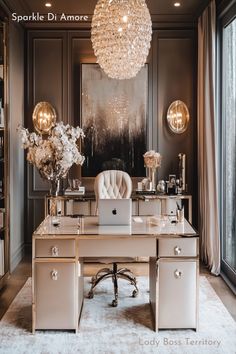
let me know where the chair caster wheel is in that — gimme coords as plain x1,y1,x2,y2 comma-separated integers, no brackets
88,291,94,299
112,299,118,307
132,290,138,298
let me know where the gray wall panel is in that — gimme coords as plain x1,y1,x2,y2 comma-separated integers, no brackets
155,30,197,225
33,38,64,116
9,22,25,270
26,28,197,242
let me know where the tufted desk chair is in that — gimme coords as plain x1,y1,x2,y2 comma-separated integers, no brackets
88,170,139,307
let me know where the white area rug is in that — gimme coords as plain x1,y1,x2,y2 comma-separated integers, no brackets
0,277,235,354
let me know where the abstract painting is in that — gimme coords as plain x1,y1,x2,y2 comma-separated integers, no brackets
81,64,148,177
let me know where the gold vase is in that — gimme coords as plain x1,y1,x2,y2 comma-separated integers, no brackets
146,167,156,191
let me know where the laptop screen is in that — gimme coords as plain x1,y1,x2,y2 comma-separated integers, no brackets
98,199,132,225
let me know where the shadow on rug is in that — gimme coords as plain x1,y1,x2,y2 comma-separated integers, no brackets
0,276,235,354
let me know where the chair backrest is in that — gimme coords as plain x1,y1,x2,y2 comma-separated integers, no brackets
94,170,132,201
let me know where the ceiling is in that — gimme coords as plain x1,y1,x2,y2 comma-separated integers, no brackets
6,0,210,19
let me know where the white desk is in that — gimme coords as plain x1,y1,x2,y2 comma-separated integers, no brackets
32,216,199,333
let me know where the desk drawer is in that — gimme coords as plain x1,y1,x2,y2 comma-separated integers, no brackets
158,238,197,257
35,239,76,258
78,238,156,257
34,261,76,329
158,259,197,329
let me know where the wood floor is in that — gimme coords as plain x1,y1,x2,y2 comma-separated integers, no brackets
0,255,235,322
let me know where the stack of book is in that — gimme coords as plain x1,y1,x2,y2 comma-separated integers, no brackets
135,190,156,195
64,187,85,196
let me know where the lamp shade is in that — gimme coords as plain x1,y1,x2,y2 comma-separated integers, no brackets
32,102,57,135
167,100,190,134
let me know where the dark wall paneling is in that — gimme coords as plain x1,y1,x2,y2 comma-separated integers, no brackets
27,31,68,131
26,31,68,240
25,27,197,243
69,31,95,126
154,29,197,225
25,198,45,244
33,38,64,116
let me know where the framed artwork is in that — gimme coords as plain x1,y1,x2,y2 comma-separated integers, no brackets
81,63,148,177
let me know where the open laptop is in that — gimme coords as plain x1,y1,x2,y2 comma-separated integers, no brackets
98,199,132,225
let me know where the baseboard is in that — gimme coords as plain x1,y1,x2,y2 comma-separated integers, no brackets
10,243,25,272
220,272,236,295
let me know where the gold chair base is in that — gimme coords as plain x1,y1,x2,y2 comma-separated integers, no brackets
88,263,139,307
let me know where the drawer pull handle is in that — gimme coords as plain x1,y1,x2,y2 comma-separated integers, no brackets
51,269,58,281
174,246,181,255
174,269,182,279
51,246,59,257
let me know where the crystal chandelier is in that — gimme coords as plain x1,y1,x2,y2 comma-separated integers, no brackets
91,0,152,80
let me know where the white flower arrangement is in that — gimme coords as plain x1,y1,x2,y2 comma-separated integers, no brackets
143,150,162,169
19,122,85,182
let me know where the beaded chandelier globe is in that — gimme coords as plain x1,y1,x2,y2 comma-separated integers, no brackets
91,0,152,80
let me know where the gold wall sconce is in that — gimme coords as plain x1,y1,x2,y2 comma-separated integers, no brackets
167,100,190,134
32,101,57,135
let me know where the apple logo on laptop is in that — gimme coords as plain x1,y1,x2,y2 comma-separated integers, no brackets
112,208,117,215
